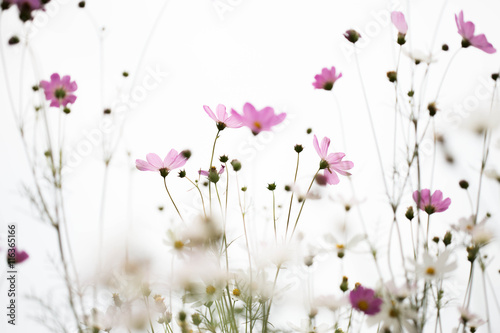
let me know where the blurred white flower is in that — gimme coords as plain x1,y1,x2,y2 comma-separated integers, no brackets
416,250,457,281
366,300,417,333
288,319,330,333
312,294,348,312
403,49,437,64
384,281,417,301
324,233,365,258
471,224,494,247
164,229,190,258
485,169,500,183
458,306,485,329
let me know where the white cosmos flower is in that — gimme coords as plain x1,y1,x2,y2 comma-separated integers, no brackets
324,233,365,258
458,306,486,329
288,319,330,333
416,250,457,281
312,294,348,312
366,300,417,333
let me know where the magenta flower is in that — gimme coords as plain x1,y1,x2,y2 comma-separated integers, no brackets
230,103,286,135
6,247,29,265
9,0,46,22
455,11,496,54
349,286,382,316
39,73,78,108
412,189,451,215
313,135,353,185
204,104,242,130
136,151,188,178
391,11,408,44
312,67,342,91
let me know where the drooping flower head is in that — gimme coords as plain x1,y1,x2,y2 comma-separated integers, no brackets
203,104,242,131
391,11,408,45
40,73,78,108
230,103,286,135
313,135,353,185
412,189,451,214
7,247,29,264
136,150,188,178
349,285,382,316
312,67,342,91
455,11,496,54
198,165,225,184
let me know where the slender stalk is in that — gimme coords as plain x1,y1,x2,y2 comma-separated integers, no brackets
285,153,300,238
163,177,184,222
186,176,207,218
289,169,320,240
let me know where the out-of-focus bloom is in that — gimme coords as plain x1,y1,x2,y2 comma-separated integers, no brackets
231,103,286,135
412,189,451,214
198,165,225,183
403,49,437,65
289,183,321,202
135,151,187,177
455,11,496,54
384,281,416,302
164,229,190,257
391,11,408,45
366,300,417,333
324,233,365,259
2,0,47,22
40,73,77,108
349,286,382,315
471,224,494,247
485,168,500,183
313,294,348,312
313,135,353,185
312,67,342,91
458,307,485,330
416,250,457,281
6,247,29,264
203,104,242,130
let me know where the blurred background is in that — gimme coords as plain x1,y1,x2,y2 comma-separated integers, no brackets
1,0,500,331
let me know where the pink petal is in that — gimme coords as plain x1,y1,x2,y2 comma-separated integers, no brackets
243,103,257,117
198,170,209,177
203,105,218,122
146,153,164,169
163,149,179,168
324,169,340,185
50,73,61,84
313,135,322,158
325,152,345,164
470,34,496,53
391,11,408,34
320,137,331,157
169,155,187,170
215,104,227,121
136,159,156,171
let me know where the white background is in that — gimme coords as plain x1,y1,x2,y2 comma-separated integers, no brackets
1,0,500,332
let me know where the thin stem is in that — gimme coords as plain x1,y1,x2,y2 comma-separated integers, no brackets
163,177,184,222
434,48,461,102
289,169,320,240
186,176,207,218
285,153,300,238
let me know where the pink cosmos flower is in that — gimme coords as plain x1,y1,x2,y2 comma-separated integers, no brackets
7,247,29,264
455,11,496,54
412,189,451,214
349,286,383,316
136,150,188,178
5,0,46,22
230,103,286,135
391,11,408,35
313,135,353,185
312,67,342,91
39,73,78,108
203,104,242,130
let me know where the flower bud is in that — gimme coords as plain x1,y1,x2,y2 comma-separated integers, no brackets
219,155,229,163
397,33,406,45
192,313,202,326
141,283,151,297
178,311,187,322
63,107,71,114
207,167,220,184
8,36,19,45
432,236,440,244
443,231,452,247
217,122,227,131
306,128,312,134
344,29,361,44
387,71,397,83
461,38,471,48
294,144,304,153
122,71,129,77
230,159,242,172
408,90,414,97
284,185,291,191
340,276,349,292
112,293,123,307
78,1,85,8
178,170,186,178
467,245,479,262
441,44,449,51
316,174,327,186
241,186,247,192
459,180,469,189
428,102,437,117
492,73,499,81
103,108,111,115
181,150,191,160
405,206,414,221
267,183,276,191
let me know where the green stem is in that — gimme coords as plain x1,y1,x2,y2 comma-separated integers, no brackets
163,177,184,222
289,169,320,240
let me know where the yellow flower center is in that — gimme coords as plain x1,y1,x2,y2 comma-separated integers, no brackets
357,300,369,311
253,121,262,129
206,285,216,295
336,244,345,249
426,267,436,275
174,240,184,250
232,288,241,296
